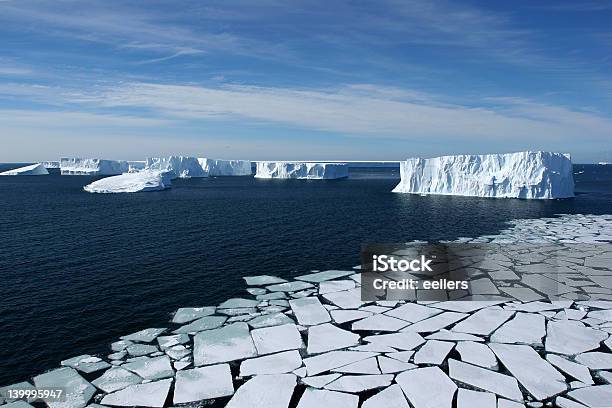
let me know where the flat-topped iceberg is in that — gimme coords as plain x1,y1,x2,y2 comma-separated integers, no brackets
83,171,172,193
392,151,574,199
198,158,252,176
254,162,349,179
61,158,130,176
42,161,60,169
0,163,49,176
145,156,207,178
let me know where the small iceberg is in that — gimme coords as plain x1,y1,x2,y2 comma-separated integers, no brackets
254,162,349,179
83,171,172,193
392,151,574,199
0,163,49,176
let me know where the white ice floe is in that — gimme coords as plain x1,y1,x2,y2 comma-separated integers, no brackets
60,158,130,176
331,357,380,374
383,303,441,322
363,331,425,350
254,162,349,179
401,311,468,333
456,389,496,408
100,379,172,408
83,170,172,193
198,158,252,176
248,312,294,328
546,354,593,385
377,356,416,373
455,341,498,369
296,388,358,408
61,355,110,373
173,364,234,403
545,320,608,355
122,356,173,380
172,307,216,324
250,323,304,355
91,367,142,393
575,352,612,369
352,314,409,332
489,343,567,400
296,270,355,282
303,351,377,376
451,307,514,335
226,374,296,408
362,384,410,408
322,288,364,309
33,367,96,408
145,156,207,178
0,163,49,176
567,385,612,407
324,374,393,393
307,323,359,354
413,340,455,365
448,359,523,401
240,350,302,376
194,322,257,365
318,280,356,294
330,310,373,324
396,366,457,408
300,374,341,388
392,151,574,199
244,275,288,286
289,298,331,326
490,312,546,345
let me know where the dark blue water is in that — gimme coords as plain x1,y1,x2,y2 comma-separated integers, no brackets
0,165,611,385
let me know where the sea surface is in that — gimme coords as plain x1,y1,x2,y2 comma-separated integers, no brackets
0,164,611,385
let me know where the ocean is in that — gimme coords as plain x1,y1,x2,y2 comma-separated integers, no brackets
0,164,611,385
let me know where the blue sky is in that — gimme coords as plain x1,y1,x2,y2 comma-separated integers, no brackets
1,0,611,162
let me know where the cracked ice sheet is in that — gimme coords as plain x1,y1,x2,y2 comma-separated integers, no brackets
322,288,364,309
546,354,593,385
455,341,498,369
413,340,454,365
490,312,546,345
251,323,304,355
362,384,409,408
364,331,425,350
383,302,442,322
121,356,173,380
307,323,359,354
489,343,568,400
456,389,496,408
400,311,468,333
172,307,216,324
396,366,456,408
226,374,296,408
101,379,172,408
121,328,166,343
289,297,331,325
296,388,358,408
91,367,142,393
303,351,377,376
240,350,302,376
33,367,96,408
567,385,612,407
352,314,409,331
173,364,234,404
243,275,287,285
194,322,257,365
295,270,354,282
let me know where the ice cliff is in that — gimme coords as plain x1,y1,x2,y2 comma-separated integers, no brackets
60,158,130,176
0,163,49,176
145,156,207,178
83,171,172,193
254,162,349,179
392,151,574,199
198,158,252,176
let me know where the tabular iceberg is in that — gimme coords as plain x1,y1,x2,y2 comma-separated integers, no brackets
128,161,146,172
198,158,252,176
145,156,207,178
60,158,130,176
42,161,60,169
254,162,349,179
0,163,49,176
83,171,172,193
392,151,574,199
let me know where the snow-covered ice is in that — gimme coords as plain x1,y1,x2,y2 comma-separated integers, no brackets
250,324,304,355
60,158,130,176
100,379,171,408
173,364,233,403
0,163,49,176
239,350,302,376
392,151,574,199
225,374,296,408
254,162,349,179
33,367,96,408
396,367,456,408
193,322,257,365
84,171,172,193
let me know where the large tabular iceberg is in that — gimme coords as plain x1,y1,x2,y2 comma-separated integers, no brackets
254,162,349,179
60,158,130,176
42,161,60,169
0,163,49,176
83,171,172,193
392,151,574,199
198,158,252,176
145,156,207,178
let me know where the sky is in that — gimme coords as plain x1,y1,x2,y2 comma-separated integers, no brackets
1,0,611,162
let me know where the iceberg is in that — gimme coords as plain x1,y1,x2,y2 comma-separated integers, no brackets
198,158,252,176
254,162,349,179
392,151,574,199
60,158,130,176
0,163,49,176
145,156,207,178
83,171,172,193
42,161,60,169
127,161,146,172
